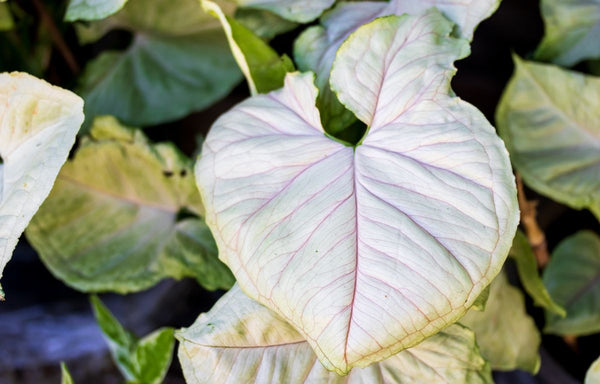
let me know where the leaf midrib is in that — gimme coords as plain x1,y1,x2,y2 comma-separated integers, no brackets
59,173,179,213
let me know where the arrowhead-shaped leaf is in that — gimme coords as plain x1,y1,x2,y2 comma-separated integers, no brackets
26,116,234,293
74,0,242,128
91,295,175,384
535,0,600,66
543,231,600,335
197,11,518,373
177,285,493,383
496,57,600,220
461,270,541,373
0,72,83,290
294,0,501,132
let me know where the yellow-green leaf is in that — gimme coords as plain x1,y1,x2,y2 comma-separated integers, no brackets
26,116,233,293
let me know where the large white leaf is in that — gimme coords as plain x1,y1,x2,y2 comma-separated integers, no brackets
294,0,501,132
0,72,83,290
177,285,493,384
197,11,518,373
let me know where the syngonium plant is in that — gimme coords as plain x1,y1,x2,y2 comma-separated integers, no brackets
10,0,595,382
186,4,518,380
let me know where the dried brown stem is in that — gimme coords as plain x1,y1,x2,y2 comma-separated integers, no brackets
563,335,578,352
516,173,549,268
32,0,80,75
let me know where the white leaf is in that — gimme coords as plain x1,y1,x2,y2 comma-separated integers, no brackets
197,11,518,373
294,0,500,131
0,72,83,285
178,285,493,384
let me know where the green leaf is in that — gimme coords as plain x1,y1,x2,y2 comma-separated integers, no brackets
65,0,129,21
0,72,83,288
496,56,600,220
587,355,600,384
75,0,241,128
61,362,75,384
202,0,294,95
535,0,600,66
135,328,176,384
543,231,600,335
234,8,298,39
26,116,234,294
178,285,493,383
91,295,175,383
510,230,566,316
235,0,334,23
461,271,542,374
0,2,13,31
472,285,491,312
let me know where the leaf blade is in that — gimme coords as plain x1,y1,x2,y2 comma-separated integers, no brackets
198,12,518,372
27,116,234,293
461,271,541,373
543,231,600,335
496,56,600,219
177,285,492,384
0,72,83,285
510,230,566,316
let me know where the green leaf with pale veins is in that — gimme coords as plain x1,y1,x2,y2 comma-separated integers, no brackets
61,362,75,384
461,271,541,374
75,0,241,129
587,355,600,384
91,295,174,384
0,72,83,291
510,230,566,316
26,116,234,294
235,0,334,22
178,285,493,384
65,0,129,21
543,231,600,335
535,0,600,66
202,0,294,95
497,56,600,220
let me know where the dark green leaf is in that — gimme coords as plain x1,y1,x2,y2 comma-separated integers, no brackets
510,230,566,316
544,231,600,335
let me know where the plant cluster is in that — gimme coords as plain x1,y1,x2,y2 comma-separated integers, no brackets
1,0,600,383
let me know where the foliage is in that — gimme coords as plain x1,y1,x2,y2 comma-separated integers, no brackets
178,285,493,383
90,295,175,383
26,116,234,293
2,0,600,382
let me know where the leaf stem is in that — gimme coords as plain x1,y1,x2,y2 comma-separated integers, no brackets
516,173,549,268
32,0,80,75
